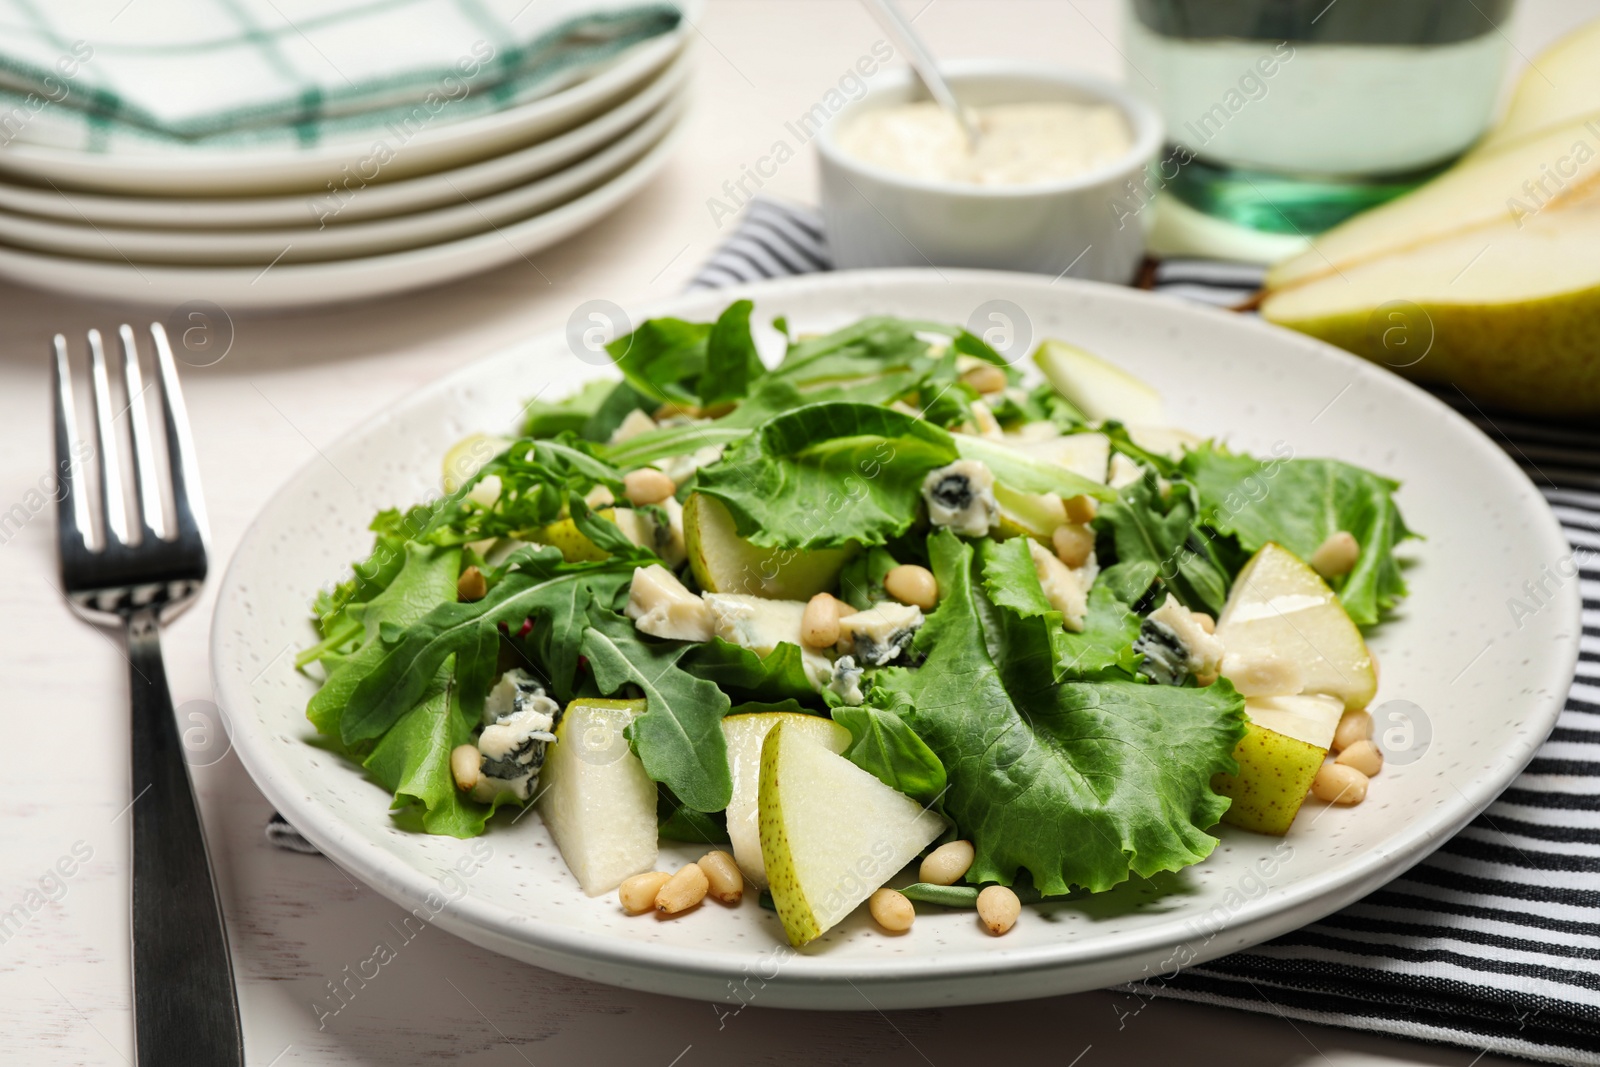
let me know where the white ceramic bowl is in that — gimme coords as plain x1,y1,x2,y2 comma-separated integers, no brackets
817,61,1162,282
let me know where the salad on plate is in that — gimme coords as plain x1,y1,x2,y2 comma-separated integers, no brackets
297,300,1415,947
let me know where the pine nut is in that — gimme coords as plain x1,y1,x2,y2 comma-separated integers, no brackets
1336,739,1383,777
1192,611,1215,634
655,863,709,915
802,593,845,648
1052,523,1095,568
976,885,1021,936
698,850,744,905
1311,762,1368,805
1223,651,1304,698
619,872,671,915
456,565,487,602
960,364,1007,395
1310,530,1360,579
623,468,676,506
449,744,480,792
1063,495,1098,525
868,888,915,933
885,564,938,610
1332,709,1373,752
918,840,974,886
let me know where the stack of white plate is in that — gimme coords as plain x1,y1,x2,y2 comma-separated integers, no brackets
0,20,691,308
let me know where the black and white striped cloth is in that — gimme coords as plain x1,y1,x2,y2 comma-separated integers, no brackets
692,198,1600,1066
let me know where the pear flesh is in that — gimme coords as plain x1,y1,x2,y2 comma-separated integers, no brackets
683,492,854,600
1033,339,1164,424
722,712,851,888
536,699,658,896
1215,543,1376,711
759,721,945,946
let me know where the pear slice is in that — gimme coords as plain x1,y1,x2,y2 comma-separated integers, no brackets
1262,191,1600,414
1215,543,1376,711
1266,117,1600,292
536,699,658,896
759,721,945,946
1245,693,1344,750
1213,721,1325,836
1033,340,1163,424
682,493,855,600
722,712,850,888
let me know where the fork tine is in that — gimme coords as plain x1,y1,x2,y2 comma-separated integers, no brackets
51,334,92,553
86,329,129,548
148,323,209,547
119,325,165,541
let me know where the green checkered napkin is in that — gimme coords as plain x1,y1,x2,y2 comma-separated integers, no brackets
0,0,681,154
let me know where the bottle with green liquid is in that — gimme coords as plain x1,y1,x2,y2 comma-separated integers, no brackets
1123,0,1515,242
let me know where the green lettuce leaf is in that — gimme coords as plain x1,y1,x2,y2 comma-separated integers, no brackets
1180,444,1416,626
698,299,766,409
580,605,733,812
696,402,954,549
362,656,510,838
306,544,461,738
876,531,1246,895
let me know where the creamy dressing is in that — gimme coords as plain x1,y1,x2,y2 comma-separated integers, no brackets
838,101,1132,185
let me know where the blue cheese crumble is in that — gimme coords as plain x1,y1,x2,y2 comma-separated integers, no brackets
473,669,559,802
921,459,1000,538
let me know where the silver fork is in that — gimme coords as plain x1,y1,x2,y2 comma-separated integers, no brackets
52,324,244,1067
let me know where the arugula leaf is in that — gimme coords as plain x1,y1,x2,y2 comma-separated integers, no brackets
363,656,509,838
658,786,731,844
679,638,818,705
1096,469,1230,615
876,531,1246,895
609,316,712,405
838,545,899,611
522,378,616,439
698,300,766,409
582,380,652,442
580,604,733,812
832,697,947,803
339,548,633,744
420,438,624,547
306,544,461,738
696,402,953,549
1180,444,1415,626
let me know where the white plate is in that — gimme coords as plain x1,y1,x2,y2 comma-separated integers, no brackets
0,23,689,196
0,110,685,308
212,271,1579,1010
0,93,684,265
0,47,691,232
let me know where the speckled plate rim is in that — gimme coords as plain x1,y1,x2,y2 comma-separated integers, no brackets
213,269,1580,1008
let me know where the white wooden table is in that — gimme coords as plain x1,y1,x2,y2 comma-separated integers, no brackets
1,2,1592,1063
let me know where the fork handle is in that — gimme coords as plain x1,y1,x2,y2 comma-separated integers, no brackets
127,608,245,1067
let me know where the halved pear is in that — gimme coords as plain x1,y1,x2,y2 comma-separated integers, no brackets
683,492,855,599
759,721,945,946
1215,543,1376,711
722,712,850,888
1266,117,1600,292
1475,18,1600,154
537,699,658,895
1033,340,1163,424
1262,190,1600,414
